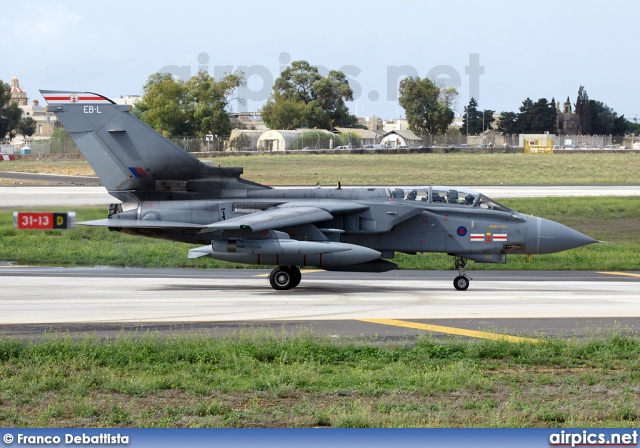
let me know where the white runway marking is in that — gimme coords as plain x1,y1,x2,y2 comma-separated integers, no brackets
3,185,640,208
1,274,638,324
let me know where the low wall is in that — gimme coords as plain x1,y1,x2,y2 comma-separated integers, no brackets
5,154,86,161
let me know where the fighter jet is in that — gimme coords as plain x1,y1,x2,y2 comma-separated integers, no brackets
40,90,597,291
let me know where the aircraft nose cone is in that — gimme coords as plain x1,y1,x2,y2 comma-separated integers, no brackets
528,217,598,254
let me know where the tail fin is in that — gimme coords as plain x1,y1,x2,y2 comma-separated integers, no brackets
40,90,268,201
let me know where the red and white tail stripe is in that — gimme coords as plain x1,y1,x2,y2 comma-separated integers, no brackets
41,92,114,105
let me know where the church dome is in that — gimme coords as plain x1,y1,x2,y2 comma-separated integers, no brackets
10,75,25,94
8,75,28,106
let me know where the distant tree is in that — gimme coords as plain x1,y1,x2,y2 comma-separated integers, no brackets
135,70,244,139
612,115,630,135
497,111,519,134
398,77,457,136
2,104,22,140
135,73,191,137
228,133,252,151
291,130,359,150
497,87,640,136
575,85,591,135
0,80,24,142
527,98,557,133
49,127,79,154
589,100,611,135
497,97,556,134
461,97,482,135
274,60,321,104
587,100,632,135
262,60,357,130
185,71,243,139
17,116,36,138
626,120,640,135
445,127,461,136
481,109,495,132
316,71,359,128
261,91,308,130
460,98,493,135
516,98,534,133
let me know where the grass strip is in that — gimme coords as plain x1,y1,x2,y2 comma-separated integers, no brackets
2,152,640,186
0,328,638,427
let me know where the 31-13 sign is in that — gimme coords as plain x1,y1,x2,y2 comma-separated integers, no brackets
13,212,76,230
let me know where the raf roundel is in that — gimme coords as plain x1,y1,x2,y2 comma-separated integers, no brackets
457,226,468,237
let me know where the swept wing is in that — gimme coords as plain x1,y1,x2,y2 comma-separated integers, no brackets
201,206,333,232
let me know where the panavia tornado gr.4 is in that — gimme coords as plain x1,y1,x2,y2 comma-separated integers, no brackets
40,90,597,291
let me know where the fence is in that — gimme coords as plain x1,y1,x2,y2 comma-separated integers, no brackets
29,141,52,155
170,137,223,152
428,134,625,149
32,138,80,155
555,135,613,148
193,133,633,151
13,134,637,158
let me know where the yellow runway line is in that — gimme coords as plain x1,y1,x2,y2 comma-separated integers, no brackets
598,271,640,279
358,318,542,344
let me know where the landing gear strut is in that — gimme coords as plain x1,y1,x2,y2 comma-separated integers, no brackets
269,266,302,290
453,257,471,291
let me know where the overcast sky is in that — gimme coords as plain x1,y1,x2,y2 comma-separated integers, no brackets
6,0,639,122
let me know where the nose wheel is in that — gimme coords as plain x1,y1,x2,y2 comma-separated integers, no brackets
269,266,302,290
453,257,471,291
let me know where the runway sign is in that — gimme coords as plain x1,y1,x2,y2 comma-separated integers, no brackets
13,212,76,230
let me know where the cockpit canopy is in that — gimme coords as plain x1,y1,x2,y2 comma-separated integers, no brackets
389,186,512,213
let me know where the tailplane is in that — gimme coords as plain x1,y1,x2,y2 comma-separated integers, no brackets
41,90,268,201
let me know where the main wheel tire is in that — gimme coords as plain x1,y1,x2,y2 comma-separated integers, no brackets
270,266,294,290
289,266,302,288
453,275,470,291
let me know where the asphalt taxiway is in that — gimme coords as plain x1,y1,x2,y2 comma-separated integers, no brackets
0,267,638,341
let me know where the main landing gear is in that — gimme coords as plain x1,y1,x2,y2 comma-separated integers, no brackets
269,266,302,290
268,261,473,291
453,256,471,291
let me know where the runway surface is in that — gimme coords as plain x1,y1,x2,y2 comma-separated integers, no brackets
3,185,640,208
1,266,638,340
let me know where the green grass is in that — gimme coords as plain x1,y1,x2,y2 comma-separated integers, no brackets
206,152,640,186
1,196,638,271
3,152,640,185
0,329,639,427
